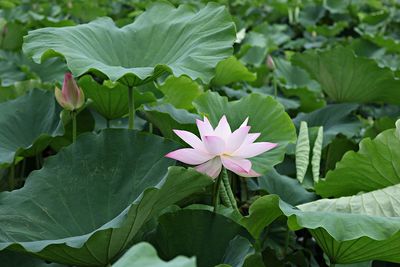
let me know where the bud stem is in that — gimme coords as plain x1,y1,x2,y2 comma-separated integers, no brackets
273,75,278,99
128,87,135,130
72,111,77,142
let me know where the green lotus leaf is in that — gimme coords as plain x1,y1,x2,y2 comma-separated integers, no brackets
158,76,203,110
292,47,400,104
211,56,256,86
143,103,200,141
242,194,400,264
316,128,400,197
293,103,361,147
253,168,317,206
149,209,252,267
193,91,296,174
23,2,236,86
0,89,62,168
78,75,156,120
0,129,212,266
113,242,196,267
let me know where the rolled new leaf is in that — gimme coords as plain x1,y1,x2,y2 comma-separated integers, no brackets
295,121,310,183
311,126,323,183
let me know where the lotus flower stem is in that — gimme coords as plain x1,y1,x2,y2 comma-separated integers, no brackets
106,119,110,129
71,111,77,142
128,87,135,130
273,75,278,99
218,174,231,208
222,169,238,210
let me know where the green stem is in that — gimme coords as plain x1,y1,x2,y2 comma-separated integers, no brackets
219,181,231,207
106,119,110,129
213,170,224,212
222,169,238,210
272,75,278,99
149,123,153,134
128,87,135,130
72,111,77,142
8,159,15,191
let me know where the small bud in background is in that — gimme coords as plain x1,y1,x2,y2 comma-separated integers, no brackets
396,119,400,138
266,55,275,71
55,73,85,111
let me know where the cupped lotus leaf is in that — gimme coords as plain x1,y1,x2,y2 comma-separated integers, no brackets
149,209,252,267
292,47,400,104
0,89,62,168
316,128,400,197
23,2,236,86
193,91,296,175
242,194,400,264
113,242,196,267
0,129,212,266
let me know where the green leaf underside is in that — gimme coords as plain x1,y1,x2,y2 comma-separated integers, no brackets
0,89,62,168
316,128,400,197
150,209,251,267
311,127,323,182
193,92,296,174
23,2,236,86
113,242,196,267
292,47,400,104
243,194,400,263
0,129,212,266
296,121,310,183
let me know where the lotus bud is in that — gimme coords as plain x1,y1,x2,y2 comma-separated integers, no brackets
55,73,85,111
396,119,400,138
266,55,275,71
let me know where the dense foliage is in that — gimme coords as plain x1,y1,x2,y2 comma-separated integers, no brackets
0,0,399,266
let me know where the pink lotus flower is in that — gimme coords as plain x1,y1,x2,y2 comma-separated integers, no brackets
166,115,278,178
55,73,85,111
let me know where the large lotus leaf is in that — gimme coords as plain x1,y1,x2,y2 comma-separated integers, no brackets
0,89,62,168
149,209,252,267
292,47,400,104
193,91,297,174
293,103,361,147
316,128,400,197
0,129,212,266
113,242,196,267
78,75,156,120
242,194,400,264
23,2,236,86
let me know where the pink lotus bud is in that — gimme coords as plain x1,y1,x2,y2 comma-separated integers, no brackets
55,73,85,111
266,55,275,70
